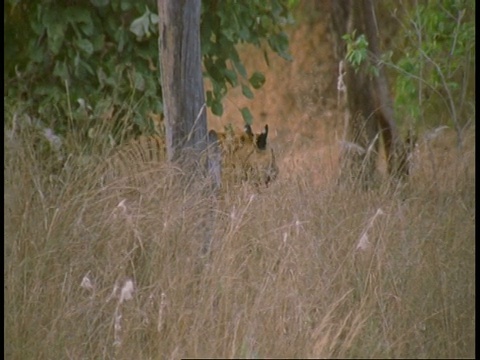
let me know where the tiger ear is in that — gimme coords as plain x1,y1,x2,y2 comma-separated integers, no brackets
256,124,269,150
244,124,254,137
208,129,218,142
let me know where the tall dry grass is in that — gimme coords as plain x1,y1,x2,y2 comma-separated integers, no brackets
4,115,475,359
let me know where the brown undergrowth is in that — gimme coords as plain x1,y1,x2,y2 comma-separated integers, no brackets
4,114,474,358
4,2,474,358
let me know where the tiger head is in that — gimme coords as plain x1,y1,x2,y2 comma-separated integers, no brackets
211,124,279,188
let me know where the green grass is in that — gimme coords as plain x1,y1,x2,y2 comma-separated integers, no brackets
4,109,475,359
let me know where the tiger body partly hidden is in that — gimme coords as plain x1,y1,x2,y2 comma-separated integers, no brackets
101,124,278,192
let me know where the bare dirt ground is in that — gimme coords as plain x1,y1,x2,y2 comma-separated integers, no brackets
208,2,345,187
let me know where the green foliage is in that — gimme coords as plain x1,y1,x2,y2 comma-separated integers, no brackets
201,0,295,120
389,0,475,127
343,30,379,77
240,107,254,125
5,0,295,139
5,0,161,137
249,71,266,89
343,30,369,69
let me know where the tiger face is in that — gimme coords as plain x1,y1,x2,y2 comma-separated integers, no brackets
211,124,278,188
101,124,278,190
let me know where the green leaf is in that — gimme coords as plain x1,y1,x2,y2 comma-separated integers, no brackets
76,38,94,55
53,61,69,80
120,0,132,11
134,72,145,91
241,84,254,99
287,0,299,8
447,81,460,90
240,107,253,125
263,49,270,67
212,100,224,116
268,32,292,61
260,15,273,29
233,60,247,78
64,8,94,36
91,34,105,52
30,14,45,36
129,8,155,40
80,59,95,76
206,59,224,82
46,22,66,55
249,71,265,89
238,24,251,41
149,13,159,25
65,7,91,24
79,21,94,37
370,66,379,77
28,39,44,63
206,90,214,106
211,78,227,99
223,68,238,87
221,27,235,42
90,0,109,6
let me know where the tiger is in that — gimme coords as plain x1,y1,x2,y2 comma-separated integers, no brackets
99,123,278,191
211,124,278,188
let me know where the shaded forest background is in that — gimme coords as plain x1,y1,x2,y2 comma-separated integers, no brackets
4,1,475,359
5,0,474,175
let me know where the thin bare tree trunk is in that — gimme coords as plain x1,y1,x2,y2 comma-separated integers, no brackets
332,0,410,188
362,0,407,179
158,0,220,253
158,0,208,166
335,0,380,188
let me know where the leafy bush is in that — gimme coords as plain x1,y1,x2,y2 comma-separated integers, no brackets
5,0,296,138
387,0,475,131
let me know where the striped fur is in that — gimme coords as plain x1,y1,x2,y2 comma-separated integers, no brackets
100,135,167,188
212,124,278,188
100,124,278,189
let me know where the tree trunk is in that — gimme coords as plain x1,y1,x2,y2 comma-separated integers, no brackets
361,0,409,179
158,0,208,167
158,0,220,253
331,0,410,188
